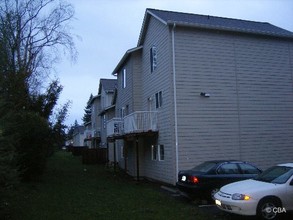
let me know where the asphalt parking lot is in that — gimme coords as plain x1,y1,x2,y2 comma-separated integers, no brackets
161,185,292,220
189,198,292,220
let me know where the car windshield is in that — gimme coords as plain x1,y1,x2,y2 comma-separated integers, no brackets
191,161,217,172
255,166,293,184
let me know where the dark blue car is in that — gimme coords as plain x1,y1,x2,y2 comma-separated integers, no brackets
176,160,262,200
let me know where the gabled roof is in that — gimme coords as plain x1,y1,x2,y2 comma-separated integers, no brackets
112,46,143,75
138,8,293,45
98,79,117,94
89,94,100,105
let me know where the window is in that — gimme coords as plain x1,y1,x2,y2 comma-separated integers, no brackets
150,46,157,72
155,91,163,108
125,105,129,116
120,107,125,118
122,68,126,88
103,115,106,128
151,145,164,161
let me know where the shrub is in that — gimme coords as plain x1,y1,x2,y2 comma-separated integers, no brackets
14,112,52,181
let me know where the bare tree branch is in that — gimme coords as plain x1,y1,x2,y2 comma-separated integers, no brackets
0,0,77,93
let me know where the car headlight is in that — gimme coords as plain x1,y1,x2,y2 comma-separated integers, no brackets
232,193,250,200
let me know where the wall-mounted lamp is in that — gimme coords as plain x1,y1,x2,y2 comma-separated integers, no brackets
200,92,210,98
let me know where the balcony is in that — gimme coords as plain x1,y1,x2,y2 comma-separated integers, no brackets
106,118,124,137
93,129,101,138
106,111,158,137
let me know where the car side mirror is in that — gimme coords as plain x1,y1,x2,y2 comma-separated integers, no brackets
290,179,293,186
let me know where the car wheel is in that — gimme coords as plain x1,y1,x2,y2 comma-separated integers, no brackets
210,188,219,200
257,198,281,220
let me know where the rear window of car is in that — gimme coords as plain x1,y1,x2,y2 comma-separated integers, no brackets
191,162,217,172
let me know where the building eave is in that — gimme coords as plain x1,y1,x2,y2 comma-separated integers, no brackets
137,9,168,46
89,94,100,105
99,104,115,116
112,46,143,76
166,21,293,39
137,8,293,47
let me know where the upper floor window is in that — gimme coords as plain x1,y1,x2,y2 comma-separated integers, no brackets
150,46,157,73
103,115,106,128
155,91,163,108
122,68,126,88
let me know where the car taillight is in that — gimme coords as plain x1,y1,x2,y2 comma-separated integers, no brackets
190,176,199,184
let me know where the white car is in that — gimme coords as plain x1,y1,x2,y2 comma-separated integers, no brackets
214,163,293,220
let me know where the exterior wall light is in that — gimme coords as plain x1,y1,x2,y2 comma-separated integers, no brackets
200,92,210,97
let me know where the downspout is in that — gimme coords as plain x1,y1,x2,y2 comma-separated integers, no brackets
172,23,179,184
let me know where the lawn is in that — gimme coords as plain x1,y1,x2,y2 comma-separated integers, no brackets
4,151,210,220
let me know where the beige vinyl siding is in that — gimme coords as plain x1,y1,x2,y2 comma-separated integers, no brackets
175,26,293,171
116,59,133,116
235,37,293,168
140,16,175,183
115,54,137,170
125,141,136,176
113,11,293,185
116,50,143,115
175,28,240,170
132,51,143,111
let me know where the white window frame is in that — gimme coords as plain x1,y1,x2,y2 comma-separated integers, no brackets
151,145,157,161
103,115,106,128
158,145,164,161
151,145,164,161
120,107,125,118
155,91,163,109
150,46,157,72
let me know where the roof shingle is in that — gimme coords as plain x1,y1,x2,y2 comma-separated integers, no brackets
99,79,117,93
147,9,293,38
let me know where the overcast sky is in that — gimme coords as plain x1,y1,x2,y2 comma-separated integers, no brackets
56,0,293,126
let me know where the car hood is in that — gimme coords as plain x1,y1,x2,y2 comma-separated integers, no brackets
220,179,280,195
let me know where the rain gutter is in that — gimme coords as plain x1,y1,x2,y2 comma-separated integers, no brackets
171,22,179,184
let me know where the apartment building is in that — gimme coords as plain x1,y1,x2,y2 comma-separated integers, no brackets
106,9,293,185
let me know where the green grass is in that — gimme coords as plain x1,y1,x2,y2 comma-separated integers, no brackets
5,151,210,220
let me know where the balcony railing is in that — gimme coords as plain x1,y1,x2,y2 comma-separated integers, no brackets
106,111,158,137
93,129,101,138
124,111,158,134
106,118,124,137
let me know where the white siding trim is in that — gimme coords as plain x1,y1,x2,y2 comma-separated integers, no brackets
147,10,168,25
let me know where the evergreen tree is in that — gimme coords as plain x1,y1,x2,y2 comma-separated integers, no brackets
83,94,93,125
